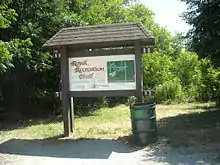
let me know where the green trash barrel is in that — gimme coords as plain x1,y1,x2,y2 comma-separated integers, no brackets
130,102,157,145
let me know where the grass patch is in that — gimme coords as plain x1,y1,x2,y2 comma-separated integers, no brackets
74,105,131,139
156,102,220,150
1,102,220,151
0,105,131,141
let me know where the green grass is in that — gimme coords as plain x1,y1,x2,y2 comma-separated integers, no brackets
1,102,220,151
74,105,131,139
156,102,220,150
0,105,131,141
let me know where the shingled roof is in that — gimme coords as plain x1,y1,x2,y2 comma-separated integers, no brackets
43,22,155,48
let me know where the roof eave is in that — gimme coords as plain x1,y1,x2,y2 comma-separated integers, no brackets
43,38,155,50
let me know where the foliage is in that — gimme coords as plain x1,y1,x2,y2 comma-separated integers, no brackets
142,50,219,103
123,4,154,25
0,41,11,71
172,32,187,56
0,0,219,119
0,0,71,118
0,38,32,72
123,4,174,55
180,0,220,104
74,0,125,25
1,103,218,148
0,0,17,28
143,52,175,89
155,78,185,104
0,0,17,72
199,58,220,101
181,0,220,59
174,52,201,100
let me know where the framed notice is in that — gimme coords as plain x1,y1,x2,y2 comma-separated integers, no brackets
68,54,136,91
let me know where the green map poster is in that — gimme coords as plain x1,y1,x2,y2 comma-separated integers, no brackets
107,60,135,83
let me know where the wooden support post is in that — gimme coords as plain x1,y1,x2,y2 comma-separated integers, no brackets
60,46,73,137
70,97,74,133
135,41,143,103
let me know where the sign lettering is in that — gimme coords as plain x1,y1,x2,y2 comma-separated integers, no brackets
68,55,136,91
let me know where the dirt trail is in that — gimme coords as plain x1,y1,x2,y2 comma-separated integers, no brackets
1,138,219,165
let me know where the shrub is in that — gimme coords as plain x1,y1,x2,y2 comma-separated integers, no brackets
155,78,185,103
143,52,175,89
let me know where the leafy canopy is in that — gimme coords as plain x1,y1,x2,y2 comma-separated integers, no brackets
181,0,220,58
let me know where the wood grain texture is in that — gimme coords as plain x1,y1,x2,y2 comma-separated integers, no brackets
69,48,135,57
60,46,73,137
135,41,143,103
43,22,154,48
69,90,136,97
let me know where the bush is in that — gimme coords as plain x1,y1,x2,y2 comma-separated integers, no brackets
199,58,220,101
155,78,185,103
143,51,220,103
143,52,175,89
73,97,108,116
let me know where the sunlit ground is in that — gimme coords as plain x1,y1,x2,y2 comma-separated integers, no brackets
1,102,220,151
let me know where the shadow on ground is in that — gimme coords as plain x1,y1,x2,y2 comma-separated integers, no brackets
0,138,142,159
137,105,220,164
141,146,220,164
157,106,220,150
0,116,63,132
0,113,98,132
187,104,218,111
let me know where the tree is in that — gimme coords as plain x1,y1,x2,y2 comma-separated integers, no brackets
73,0,126,25
0,0,16,72
0,0,73,118
2,0,217,118
181,0,220,59
122,4,174,55
172,32,187,56
0,0,16,28
143,52,175,89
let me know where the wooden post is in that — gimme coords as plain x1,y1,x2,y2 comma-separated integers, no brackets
60,46,73,137
135,41,143,103
70,97,74,133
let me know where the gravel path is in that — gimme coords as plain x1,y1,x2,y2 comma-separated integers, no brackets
0,138,219,165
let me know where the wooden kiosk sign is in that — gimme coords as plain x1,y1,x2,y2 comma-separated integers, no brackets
43,22,155,137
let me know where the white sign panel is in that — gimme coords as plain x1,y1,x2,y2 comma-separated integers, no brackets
68,54,136,91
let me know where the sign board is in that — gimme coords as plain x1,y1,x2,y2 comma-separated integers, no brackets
68,54,136,91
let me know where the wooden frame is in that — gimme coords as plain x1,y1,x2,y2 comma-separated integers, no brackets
68,48,138,98
43,23,155,137
61,45,144,136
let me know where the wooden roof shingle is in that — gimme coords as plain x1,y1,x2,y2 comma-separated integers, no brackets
43,22,155,48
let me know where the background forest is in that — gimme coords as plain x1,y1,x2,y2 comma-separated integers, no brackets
0,0,219,118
